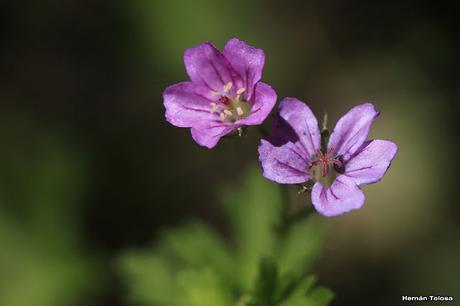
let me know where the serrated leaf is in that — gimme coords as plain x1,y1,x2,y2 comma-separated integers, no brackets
0,131,101,306
176,268,232,306
117,251,180,306
117,165,334,306
276,215,330,279
279,275,316,302
157,220,233,277
303,287,334,306
278,274,334,306
220,167,282,290
251,257,279,305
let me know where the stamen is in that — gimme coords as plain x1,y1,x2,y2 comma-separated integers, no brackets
210,102,217,113
211,91,221,96
224,109,233,116
236,87,246,95
220,112,226,121
223,82,233,93
236,107,244,116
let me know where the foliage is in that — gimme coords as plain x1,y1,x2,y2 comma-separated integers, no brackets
118,167,333,306
0,128,102,306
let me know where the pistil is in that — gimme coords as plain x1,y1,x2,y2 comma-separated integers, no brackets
309,149,343,187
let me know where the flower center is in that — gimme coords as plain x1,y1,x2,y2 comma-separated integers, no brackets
309,149,343,187
209,82,251,123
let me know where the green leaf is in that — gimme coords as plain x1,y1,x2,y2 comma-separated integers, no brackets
277,275,316,305
220,167,282,290
157,220,233,277
251,257,280,305
0,129,101,306
117,251,180,306
176,268,232,306
276,215,330,279
117,220,235,306
116,165,334,306
304,287,334,306
128,0,263,73
279,276,334,306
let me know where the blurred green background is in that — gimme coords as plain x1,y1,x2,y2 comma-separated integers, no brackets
0,1,459,305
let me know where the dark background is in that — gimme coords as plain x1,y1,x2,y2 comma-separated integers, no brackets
1,1,459,305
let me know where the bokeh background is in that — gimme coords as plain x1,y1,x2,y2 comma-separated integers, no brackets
1,1,459,305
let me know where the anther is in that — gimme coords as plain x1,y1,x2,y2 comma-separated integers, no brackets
223,82,233,93
236,107,244,116
224,109,233,116
236,87,246,95
210,102,217,113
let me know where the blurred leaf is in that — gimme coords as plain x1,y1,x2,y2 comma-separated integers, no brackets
241,259,333,306
249,257,280,305
129,0,262,73
119,250,234,306
304,287,334,306
0,125,101,306
279,276,333,306
157,220,233,277
279,288,334,306
117,166,332,306
221,167,282,290
118,252,180,306
117,220,234,306
276,215,330,279
177,268,232,306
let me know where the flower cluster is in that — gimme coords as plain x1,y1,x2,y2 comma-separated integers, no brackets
163,38,397,217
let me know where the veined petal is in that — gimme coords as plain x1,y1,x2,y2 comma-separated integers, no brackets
277,98,321,159
328,103,380,161
191,122,234,149
311,175,365,217
163,82,217,128
236,82,276,126
345,139,397,185
258,139,311,184
223,38,265,100
184,42,241,93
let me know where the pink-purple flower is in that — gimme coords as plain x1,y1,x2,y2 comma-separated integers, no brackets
163,38,277,148
258,98,397,217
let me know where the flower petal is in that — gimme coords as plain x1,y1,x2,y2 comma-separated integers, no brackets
258,139,311,184
191,122,234,149
327,103,380,161
223,38,265,100
236,82,276,126
311,175,365,217
345,139,398,185
184,42,240,93
163,82,217,127
277,98,321,159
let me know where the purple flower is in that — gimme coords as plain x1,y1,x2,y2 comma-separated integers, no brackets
258,98,397,217
163,38,277,148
